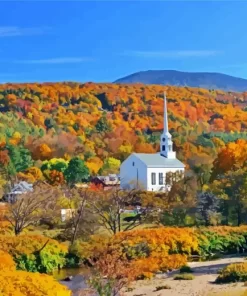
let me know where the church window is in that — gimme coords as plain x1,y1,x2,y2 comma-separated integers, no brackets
132,162,135,166
151,173,156,185
162,138,165,142
159,173,163,185
162,145,166,151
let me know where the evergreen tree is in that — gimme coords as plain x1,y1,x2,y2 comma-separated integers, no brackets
95,115,112,133
196,192,220,226
64,157,90,185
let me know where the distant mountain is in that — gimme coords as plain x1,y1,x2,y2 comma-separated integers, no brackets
114,70,247,92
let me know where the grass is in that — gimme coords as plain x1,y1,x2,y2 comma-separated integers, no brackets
174,273,195,280
154,284,171,291
180,265,193,273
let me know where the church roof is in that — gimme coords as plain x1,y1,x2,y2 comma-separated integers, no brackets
133,153,185,168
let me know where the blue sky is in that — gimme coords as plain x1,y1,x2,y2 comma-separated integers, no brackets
0,1,247,83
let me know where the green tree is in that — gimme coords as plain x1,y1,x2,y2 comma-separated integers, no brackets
191,164,211,190
211,169,247,226
41,158,68,173
6,145,33,174
95,115,112,133
64,157,90,185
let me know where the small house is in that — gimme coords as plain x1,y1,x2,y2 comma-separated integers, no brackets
91,174,120,191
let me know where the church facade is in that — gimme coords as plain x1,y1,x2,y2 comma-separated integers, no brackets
120,93,185,192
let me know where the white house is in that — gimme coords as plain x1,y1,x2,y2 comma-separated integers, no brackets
120,92,185,192
3,181,33,203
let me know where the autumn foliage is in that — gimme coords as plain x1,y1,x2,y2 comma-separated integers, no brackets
0,250,16,271
77,226,247,279
0,236,71,296
0,235,68,273
0,82,247,183
0,271,71,296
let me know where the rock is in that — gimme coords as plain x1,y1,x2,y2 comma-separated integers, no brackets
62,276,73,281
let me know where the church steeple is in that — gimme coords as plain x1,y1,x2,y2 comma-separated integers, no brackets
160,92,176,159
163,91,169,134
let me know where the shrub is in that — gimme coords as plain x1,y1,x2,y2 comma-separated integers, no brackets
115,228,199,256
0,250,16,271
216,262,247,283
64,252,81,268
0,270,71,296
154,285,171,291
76,226,247,281
196,226,247,256
0,221,13,235
0,235,68,273
180,265,193,273
174,273,195,280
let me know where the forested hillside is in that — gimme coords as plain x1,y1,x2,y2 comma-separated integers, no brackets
115,70,247,92
0,81,247,184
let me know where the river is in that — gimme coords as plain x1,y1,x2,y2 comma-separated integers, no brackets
51,267,90,281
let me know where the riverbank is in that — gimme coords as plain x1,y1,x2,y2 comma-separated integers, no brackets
124,256,247,296
59,256,247,296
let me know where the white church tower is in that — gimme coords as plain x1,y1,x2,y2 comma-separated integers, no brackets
120,91,185,192
160,92,176,159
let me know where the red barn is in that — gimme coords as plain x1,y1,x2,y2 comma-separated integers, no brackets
91,174,120,191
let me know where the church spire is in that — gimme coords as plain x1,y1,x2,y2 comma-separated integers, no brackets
164,91,169,133
160,91,176,159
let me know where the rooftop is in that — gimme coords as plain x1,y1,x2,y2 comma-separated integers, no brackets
133,153,185,168
96,174,120,185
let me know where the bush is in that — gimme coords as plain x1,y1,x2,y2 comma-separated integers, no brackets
0,270,71,296
64,253,80,268
197,226,247,256
180,265,193,273
154,285,171,291
0,235,68,273
216,262,247,283
174,273,195,280
0,221,13,235
0,250,16,271
76,226,247,281
115,228,199,256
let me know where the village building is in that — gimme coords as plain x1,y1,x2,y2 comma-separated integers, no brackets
3,181,33,203
91,174,120,191
120,92,185,192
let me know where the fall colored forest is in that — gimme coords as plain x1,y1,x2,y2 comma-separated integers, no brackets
0,81,247,184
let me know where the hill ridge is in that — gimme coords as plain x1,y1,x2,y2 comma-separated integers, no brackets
114,70,247,92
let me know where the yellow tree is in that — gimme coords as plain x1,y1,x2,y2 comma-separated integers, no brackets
100,157,121,175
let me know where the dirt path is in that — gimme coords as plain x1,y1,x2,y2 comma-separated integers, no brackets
123,256,247,296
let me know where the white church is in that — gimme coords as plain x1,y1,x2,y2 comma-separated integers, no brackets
120,92,185,192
